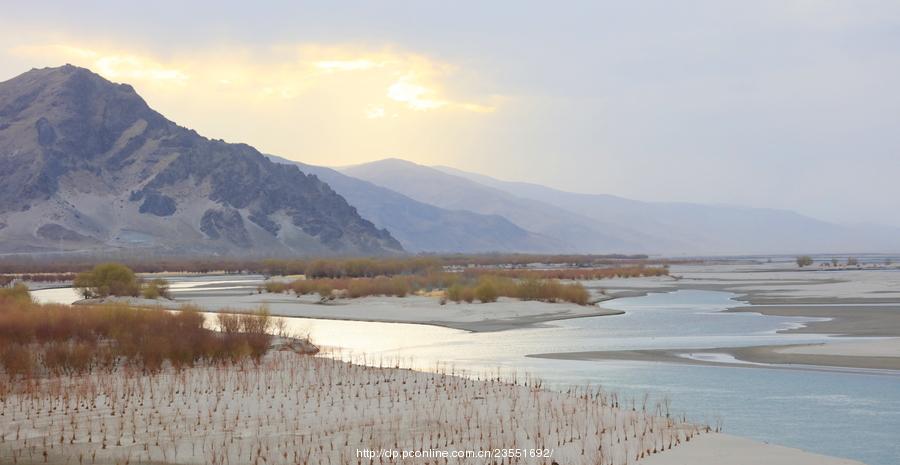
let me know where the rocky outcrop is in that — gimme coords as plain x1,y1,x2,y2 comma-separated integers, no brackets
36,223,94,242
200,208,251,247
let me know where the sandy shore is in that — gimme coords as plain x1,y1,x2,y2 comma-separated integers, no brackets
528,338,900,372
0,352,701,465
726,304,900,337
775,337,900,356
0,352,867,465
642,433,865,465
169,293,625,332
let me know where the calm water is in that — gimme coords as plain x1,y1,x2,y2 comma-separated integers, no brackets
33,277,900,465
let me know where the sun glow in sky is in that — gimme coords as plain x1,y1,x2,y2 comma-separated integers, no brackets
5,38,500,173
11,42,494,115
2,1,900,226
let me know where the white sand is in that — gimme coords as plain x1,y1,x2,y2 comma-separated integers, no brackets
579,263,900,302
776,338,900,357
640,433,865,465
178,294,623,332
0,353,702,465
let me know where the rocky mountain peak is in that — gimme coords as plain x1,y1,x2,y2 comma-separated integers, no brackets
0,65,403,256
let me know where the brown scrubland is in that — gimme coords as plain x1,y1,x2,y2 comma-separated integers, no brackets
259,265,668,305
0,285,276,377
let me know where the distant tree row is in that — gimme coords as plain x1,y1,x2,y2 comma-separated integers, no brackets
0,253,683,276
797,256,867,268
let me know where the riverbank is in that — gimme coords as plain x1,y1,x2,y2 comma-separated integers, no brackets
143,292,625,332
0,352,701,465
566,264,900,370
528,342,900,372
643,433,865,465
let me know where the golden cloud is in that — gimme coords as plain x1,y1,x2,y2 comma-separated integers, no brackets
9,42,496,116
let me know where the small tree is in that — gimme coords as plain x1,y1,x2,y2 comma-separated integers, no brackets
847,257,859,266
796,256,813,268
73,263,140,298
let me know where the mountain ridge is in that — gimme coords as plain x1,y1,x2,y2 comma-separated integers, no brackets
0,65,403,256
340,158,658,253
340,158,900,254
266,155,562,253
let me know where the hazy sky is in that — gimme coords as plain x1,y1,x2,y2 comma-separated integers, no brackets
2,1,899,226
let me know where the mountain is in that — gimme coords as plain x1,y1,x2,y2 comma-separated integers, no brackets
341,159,900,254
0,65,402,256
340,158,661,253
266,155,559,252
434,165,900,254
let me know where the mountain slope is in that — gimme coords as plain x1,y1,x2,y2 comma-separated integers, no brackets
340,158,660,253
433,165,900,254
267,155,560,252
0,65,402,256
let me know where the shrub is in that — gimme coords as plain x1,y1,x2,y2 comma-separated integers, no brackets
141,278,170,299
0,283,31,304
461,287,476,303
475,280,499,303
796,256,813,268
0,298,283,377
1,344,34,377
446,284,463,303
263,281,290,293
74,263,140,298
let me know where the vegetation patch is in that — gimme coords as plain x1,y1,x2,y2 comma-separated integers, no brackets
0,284,279,377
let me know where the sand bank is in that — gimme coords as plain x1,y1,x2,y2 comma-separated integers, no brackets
726,304,900,337
641,433,865,465
774,337,900,357
0,352,700,465
528,340,900,372
171,293,624,332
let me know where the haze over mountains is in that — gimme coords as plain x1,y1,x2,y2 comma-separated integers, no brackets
266,155,557,253
1,65,898,257
338,159,900,255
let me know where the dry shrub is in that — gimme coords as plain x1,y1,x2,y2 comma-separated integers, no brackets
263,281,290,293
0,288,278,377
446,283,463,302
141,278,171,299
462,266,668,281
0,343,34,377
474,279,499,303
217,308,273,362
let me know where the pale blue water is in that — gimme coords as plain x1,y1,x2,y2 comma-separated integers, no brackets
32,279,900,464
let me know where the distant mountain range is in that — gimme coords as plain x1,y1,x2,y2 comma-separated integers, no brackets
0,65,401,256
266,155,557,253
2,65,897,257
337,158,900,254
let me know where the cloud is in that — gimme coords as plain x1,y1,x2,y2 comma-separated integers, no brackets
387,75,446,110
11,44,189,84
8,41,496,116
